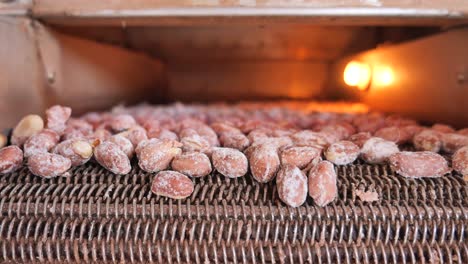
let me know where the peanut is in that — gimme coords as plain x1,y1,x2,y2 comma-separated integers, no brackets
280,146,321,169
452,146,468,176
54,139,93,166
11,115,44,146
0,146,23,174
432,123,455,133
110,114,137,132
151,170,194,199
108,134,134,158
148,128,179,141
180,134,212,154
413,130,441,152
136,139,182,173
171,152,212,177
45,105,72,135
0,133,7,148
374,126,401,143
62,118,93,140
94,141,131,175
180,122,219,147
212,147,248,178
28,153,71,178
249,144,280,183
458,128,468,136
348,132,372,148
441,133,468,153
352,113,385,133
324,140,360,165
276,164,308,207
219,131,250,151
361,137,399,164
290,130,327,148
89,128,112,142
118,125,148,147
23,129,60,158
308,160,337,207
388,151,451,178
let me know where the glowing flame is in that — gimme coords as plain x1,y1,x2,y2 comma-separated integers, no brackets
374,66,394,86
343,61,371,91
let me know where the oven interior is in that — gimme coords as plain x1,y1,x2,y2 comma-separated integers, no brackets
1,2,468,263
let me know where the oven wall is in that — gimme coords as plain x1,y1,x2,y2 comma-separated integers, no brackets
0,17,45,129
0,17,165,129
329,28,468,127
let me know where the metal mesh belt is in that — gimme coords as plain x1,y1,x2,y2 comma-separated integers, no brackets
0,160,467,263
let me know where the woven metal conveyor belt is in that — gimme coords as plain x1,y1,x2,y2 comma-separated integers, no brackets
0,161,467,263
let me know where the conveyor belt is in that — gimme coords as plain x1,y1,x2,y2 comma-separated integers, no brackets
0,161,467,263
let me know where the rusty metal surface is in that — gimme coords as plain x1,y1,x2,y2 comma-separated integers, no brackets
0,160,467,263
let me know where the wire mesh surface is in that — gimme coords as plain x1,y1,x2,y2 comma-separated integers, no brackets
0,160,467,263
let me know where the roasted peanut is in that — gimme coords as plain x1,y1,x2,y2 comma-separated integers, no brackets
118,125,148,147
11,114,44,146
413,130,441,152
441,133,468,153
384,115,418,127
136,139,182,173
361,137,399,164
320,122,355,142
348,132,372,148
110,114,137,132
458,128,468,136
54,139,93,166
352,113,385,133
452,146,468,176
324,141,360,165
389,151,451,178
432,123,455,133
399,125,423,143
89,128,112,142
280,146,321,169
219,131,250,151
249,144,280,183
80,112,104,129
210,122,240,134
62,118,93,140
374,126,401,143
308,160,337,207
94,141,131,175
148,128,179,141
45,105,72,135
28,153,71,178
171,152,212,177
108,134,134,158
0,146,23,174
290,130,327,148
180,122,219,147
142,119,160,133
180,134,212,154
23,129,60,158
374,125,421,144
151,170,194,199
0,133,7,148
247,129,270,144
302,156,323,174
212,147,248,178
276,164,308,207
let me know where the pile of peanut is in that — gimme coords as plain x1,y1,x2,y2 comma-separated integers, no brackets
0,103,467,207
